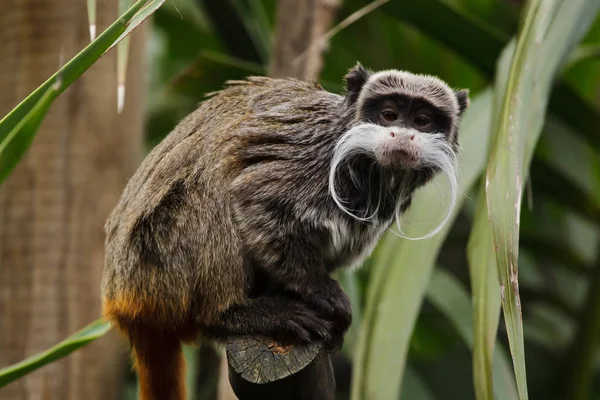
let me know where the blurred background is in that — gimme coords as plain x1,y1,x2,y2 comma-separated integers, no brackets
0,0,599,399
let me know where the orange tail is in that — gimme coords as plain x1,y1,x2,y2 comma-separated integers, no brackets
128,325,186,400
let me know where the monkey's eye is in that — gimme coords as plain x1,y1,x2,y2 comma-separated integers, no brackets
414,115,432,128
381,110,398,122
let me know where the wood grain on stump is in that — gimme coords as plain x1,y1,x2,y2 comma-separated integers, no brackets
226,336,335,400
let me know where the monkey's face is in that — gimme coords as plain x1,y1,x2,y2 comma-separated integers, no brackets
360,95,449,170
331,66,468,177
354,68,468,173
329,64,470,237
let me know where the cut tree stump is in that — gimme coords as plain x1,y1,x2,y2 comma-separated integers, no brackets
226,336,336,400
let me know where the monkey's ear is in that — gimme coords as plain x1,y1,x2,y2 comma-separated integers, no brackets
455,89,470,116
344,62,371,105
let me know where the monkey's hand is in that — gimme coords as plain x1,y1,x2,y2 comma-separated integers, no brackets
301,277,352,352
206,296,335,346
280,300,337,344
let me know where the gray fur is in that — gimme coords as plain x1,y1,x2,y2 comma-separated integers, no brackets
101,64,469,350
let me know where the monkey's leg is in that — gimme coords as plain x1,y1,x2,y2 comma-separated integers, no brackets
280,271,352,350
237,228,352,348
232,180,352,348
201,296,335,345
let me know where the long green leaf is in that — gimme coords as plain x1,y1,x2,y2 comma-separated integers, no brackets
0,0,164,185
468,188,504,400
87,0,97,41
0,84,59,183
484,1,600,398
117,0,133,113
426,268,518,400
351,89,494,400
466,50,513,400
0,320,111,386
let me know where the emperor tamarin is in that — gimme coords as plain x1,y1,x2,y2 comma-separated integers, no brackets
101,62,470,400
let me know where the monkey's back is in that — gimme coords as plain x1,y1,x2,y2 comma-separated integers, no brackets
101,76,341,331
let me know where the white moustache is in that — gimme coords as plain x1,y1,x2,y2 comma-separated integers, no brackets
328,123,458,240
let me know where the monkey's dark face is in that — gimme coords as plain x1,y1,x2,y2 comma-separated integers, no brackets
329,64,470,236
364,96,441,134
350,69,468,172
359,94,454,169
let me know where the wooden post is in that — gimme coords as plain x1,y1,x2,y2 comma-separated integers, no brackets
226,336,336,400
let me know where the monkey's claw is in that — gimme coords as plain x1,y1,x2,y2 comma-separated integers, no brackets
281,304,335,344
305,278,352,336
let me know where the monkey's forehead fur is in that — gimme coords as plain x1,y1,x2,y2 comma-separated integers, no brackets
357,70,462,116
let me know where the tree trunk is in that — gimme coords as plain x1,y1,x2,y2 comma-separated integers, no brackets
0,1,146,399
269,0,341,81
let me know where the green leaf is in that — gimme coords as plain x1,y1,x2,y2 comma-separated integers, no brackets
0,0,164,185
113,0,168,117
426,268,518,400
483,1,600,399
467,187,504,400
351,88,495,400
87,0,97,41
466,72,508,400
117,0,133,113
108,0,166,51
0,83,59,183
0,320,111,387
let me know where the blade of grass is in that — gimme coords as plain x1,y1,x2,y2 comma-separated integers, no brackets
466,51,511,400
426,268,518,399
0,83,60,183
351,88,494,400
117,0,133,113
0,319,111,386
467,189,505,400
484,1,600,398
0,0,164,185
87,0,97,41
108,0,166,51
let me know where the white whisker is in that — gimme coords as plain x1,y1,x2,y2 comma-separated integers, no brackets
329,124,385,222
328,124,458,240
390,133,458,240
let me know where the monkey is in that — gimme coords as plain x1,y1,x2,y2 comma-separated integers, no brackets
101,62,469,400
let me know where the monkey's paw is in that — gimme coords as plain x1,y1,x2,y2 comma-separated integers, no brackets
304,278,352,344
281,303,336,345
